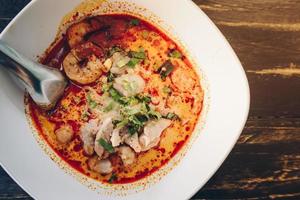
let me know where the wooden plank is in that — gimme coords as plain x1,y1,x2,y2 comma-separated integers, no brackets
0,0,30,18
194,117,300,199
193,0,300,117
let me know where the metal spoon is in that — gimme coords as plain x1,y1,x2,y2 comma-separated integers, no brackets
0,40,67,110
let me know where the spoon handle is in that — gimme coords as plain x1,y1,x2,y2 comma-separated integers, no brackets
0,40,67,109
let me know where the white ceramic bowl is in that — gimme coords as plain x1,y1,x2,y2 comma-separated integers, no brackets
0,0,250,199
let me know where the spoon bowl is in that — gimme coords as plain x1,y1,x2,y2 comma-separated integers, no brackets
0,40,67,110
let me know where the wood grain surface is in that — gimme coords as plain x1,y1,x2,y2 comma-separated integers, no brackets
0,0,299,199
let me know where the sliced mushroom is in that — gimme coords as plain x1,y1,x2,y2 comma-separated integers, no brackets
117,146,136,166
88,157,112,174
113,74,145,97
139,118,171,151
110,52,129,75
55,124,74,144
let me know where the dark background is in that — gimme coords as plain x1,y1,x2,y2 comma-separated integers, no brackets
1,0,300,199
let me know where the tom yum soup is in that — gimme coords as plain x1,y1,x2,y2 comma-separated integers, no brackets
27,14,204,184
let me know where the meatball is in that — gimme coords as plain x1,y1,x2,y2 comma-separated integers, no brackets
118,146,136,166
55,124,74,144
88,157,113,174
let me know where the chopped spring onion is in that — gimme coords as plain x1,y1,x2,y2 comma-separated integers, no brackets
98,138,114,153
107,72,115,82
148,109,162,119
103,101,114,112
116,118,129,128
127,58,141,68
163,86,172,94
87,93,98,109
116,56,131,68
122,80,137,93
108,46,123,57
169,49,182,59
165,112,181,121
109,88,124,104
157,60,174,80
129,50,146,59
136,95,151,103
142,30,149,39
102,82,112,93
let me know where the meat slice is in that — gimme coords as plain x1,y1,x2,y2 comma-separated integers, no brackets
88,156,112,174
80,119,100,155
139,118,171,151
94,117,114,158
117,146,136,166
125,133,142,153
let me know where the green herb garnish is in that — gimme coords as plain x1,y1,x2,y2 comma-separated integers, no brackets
107,72,115,82
116,56,130,68
87,92,98,109
103,102,114,112
157,60,174,80
116,118,129,128
81,111,90,121
102,82,112,93
136,95,151,103
142,30,149,39
109,88,125,104
98,138,114,153
148,109,162,119
108,46,123,57
164,112,181,121
127,58,141,68
129,19,140,26
108,173,118,183
169,49,182,59
129,50,146,59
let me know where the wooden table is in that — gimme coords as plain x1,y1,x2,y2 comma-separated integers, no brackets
1,0,299,199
